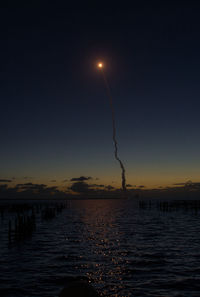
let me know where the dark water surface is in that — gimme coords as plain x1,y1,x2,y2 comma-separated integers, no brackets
1,199,200,297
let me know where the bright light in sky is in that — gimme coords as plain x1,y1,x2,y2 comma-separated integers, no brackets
97,62,103,68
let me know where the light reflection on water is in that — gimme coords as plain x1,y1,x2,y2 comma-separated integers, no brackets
1,199,200,297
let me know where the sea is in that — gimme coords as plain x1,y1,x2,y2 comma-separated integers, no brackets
0,199,200,297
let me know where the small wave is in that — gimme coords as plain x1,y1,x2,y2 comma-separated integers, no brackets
0,287,29,297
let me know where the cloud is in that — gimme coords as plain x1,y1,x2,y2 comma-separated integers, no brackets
16,182,36,187
70,181,93,194
68,181,120,198
173,180,192,186
105,185,114,190
16,183,48,191
0,179,12,183
4,177,200,200
50,180,57,182
70,176,92,182
173,181,200,189
62,179,68,182
0,179,118,200
0,184,8,190
0,183,67,199
90,184,105,188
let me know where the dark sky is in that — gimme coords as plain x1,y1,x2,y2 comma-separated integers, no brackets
1,2,200,190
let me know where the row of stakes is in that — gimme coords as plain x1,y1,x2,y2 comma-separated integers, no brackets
8,211,36,243
7,203,67,244
139,200,200,212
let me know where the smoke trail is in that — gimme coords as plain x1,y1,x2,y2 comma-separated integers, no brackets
101,69,127,194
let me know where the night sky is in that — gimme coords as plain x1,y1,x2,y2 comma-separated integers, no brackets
1,2,200,194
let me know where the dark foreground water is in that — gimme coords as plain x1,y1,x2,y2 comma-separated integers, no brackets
0,199,200,297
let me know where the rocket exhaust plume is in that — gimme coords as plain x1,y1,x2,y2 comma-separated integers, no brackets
98,62,127,195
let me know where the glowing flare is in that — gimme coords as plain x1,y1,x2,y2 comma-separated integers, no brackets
98,62,103,68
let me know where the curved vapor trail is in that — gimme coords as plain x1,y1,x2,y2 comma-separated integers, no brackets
101,69,127,194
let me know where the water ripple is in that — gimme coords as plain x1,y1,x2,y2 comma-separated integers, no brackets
1,199,200,297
